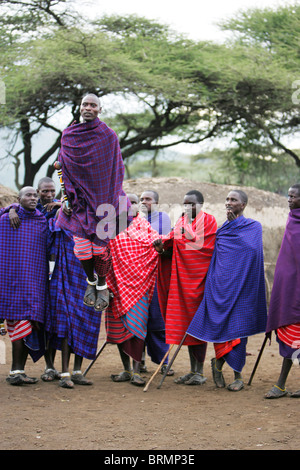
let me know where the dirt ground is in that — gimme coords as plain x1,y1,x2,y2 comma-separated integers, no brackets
1,328,299,452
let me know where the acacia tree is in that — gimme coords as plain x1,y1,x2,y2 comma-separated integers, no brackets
0,1,299,190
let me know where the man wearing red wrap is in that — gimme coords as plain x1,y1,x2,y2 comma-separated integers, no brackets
154,190,217,385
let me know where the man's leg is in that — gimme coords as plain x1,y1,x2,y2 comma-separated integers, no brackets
71,354,93,385
59,337,74,388
7,339,37,385
265,358,292,398
111,344,132,382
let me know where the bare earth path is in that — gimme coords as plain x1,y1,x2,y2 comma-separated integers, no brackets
0,330,299,452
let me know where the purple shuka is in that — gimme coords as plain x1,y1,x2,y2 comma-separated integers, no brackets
266,208,300,332
56,117,129,246
0,206,50,326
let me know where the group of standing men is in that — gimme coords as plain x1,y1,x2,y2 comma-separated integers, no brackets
0,93,299,398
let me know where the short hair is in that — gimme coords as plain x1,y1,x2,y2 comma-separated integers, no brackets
185,190,204,204
82,93,101,107
143,190,159,203
37,177,54,189
232,189,248,205
290,183,300,196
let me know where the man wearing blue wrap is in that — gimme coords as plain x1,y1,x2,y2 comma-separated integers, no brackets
187,190,267,391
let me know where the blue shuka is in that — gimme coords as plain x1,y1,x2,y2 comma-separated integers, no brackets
0,206,49,325
48,218,102,359
187,215,267,343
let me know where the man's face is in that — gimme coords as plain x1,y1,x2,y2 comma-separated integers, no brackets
225,191,245,218
183,194,201,220
80,95,101,122
128,194,139,217
140,191,156,214
288,187,300,210
37,182,56,205
18,187,38,211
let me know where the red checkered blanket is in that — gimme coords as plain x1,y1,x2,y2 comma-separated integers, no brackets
106,215,160,317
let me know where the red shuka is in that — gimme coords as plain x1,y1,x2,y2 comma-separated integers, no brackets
158,211,217,345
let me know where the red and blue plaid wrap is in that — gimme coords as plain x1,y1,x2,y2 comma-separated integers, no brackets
0,206,50,326
56,117,129,246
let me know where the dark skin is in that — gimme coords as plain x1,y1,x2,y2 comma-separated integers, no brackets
112,194,145,385
7,184,89,386
265,186,300,399
154,193,206,383
8,188,40,378
212,191,247,391
61,94,109,312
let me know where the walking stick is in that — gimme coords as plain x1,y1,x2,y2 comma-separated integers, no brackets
83,341,107,377
157,333,187,389
53,161,70,208
247,335,268,386
143,344,174,392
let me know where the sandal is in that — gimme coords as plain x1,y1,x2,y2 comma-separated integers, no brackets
174,372,194,384
6,371,38,386
290,389,300,398
111,370,132,382
265,385,288,399
185,372,207,385
130,373,146,386
227,378,244,392
71,372,93,385
6,370,25,386
59,373,74,389
83,275,98,307
161,365,175,376
211,358,226,388
94,284,110,311
41,368,60,382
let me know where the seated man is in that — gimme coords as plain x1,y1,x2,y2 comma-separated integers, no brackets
187,190,268,391
0,187,49,385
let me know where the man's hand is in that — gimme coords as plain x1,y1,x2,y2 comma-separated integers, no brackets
62,201,72,217
44,201,62,212
9,208,21,229
153,239,164,253
226,209,237,222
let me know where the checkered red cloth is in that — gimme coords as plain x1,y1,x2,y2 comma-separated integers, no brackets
56,117,130,246
106,215,160,317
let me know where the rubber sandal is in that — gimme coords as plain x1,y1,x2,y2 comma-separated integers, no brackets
130,373,146,386
111,370,132,382
71,372,93,385
185,372,207,385
59,373,74,389
264,385,288,399
227,378,244,392
174,372,194,384
94,284,110,311
161,365,175,376
41,368,60,382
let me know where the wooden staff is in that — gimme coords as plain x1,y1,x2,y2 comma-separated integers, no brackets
53,161,69,208
143,344,174,392
157,333,187,389
83,341,107,377
247,335,268,386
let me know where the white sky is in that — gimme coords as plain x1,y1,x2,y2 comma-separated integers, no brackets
81,0,293,41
